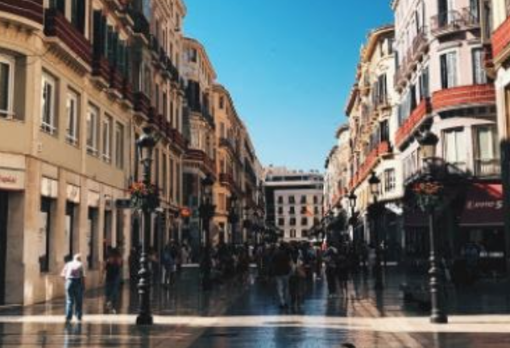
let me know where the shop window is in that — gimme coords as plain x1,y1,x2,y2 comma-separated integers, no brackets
39,197,54,273
87,208,98,270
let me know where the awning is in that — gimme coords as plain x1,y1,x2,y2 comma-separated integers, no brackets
459,183,504,227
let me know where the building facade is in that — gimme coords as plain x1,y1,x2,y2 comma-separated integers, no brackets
343,25,405,254
390,0,502,271
0,0,262,306
264,167,323,242
483,0,510,270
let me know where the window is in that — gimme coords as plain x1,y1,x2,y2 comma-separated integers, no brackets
313,196,319,204
66,90,79,145
301,217,308,226
277,207,283,215
86,104,99,155
189,48,198,62
0,56,14,118
302,230,308,238
300,206,307,214
419,67,430,99
314,207,320,215
219,96,224,109
443,129,466,170
41,72,57,134
474,126,500,176
300,195,307,204
278,218,285,226
472,48,487,85
288,196,295,204
170,158,175,201
384,169,396,193
290,229,297,238
277,196,283,204
289,206,295,215
114,122,124,169
440,52,458,89
102,115,112,163
289,218,296,226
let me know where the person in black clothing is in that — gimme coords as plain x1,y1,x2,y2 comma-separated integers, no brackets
104,248,122,313
272,243,292,308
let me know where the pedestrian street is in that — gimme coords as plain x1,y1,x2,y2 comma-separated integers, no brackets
1,269,510,347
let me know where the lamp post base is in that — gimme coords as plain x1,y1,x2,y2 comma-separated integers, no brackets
430,314,448,324
136,314,154,326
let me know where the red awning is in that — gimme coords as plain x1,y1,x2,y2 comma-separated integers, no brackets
459,183,504,226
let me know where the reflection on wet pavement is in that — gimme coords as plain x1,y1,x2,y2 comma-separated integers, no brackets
2,269,510,347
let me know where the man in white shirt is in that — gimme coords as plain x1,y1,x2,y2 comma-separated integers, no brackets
61,254,86,323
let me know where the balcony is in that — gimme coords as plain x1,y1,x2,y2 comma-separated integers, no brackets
492,15,510,66
109,66,123,96
122,79,133,104
395,98,431,147
129,9,150,41
474,159,501,178
395,28,429,90
44,9,92,69
0,0,44,29
431,84,495,112
92,55,110,85
185,149,216,177
169,128,187,151
431,8,480,38
134,91,150,116
219,138,237,156
348,140,390,190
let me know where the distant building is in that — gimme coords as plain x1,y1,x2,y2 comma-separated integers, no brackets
264,167,324,241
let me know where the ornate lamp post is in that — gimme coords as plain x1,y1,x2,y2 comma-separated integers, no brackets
228,194,239,245
134,126,158,326
199,174,215,291
417,130,448,324
369,171,383,290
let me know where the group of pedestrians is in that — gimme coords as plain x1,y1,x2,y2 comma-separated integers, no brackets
200,242,251,284
128,241,191,288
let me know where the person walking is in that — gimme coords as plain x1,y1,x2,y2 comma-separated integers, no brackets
104,248,123,313
324,245,338,298
161,244,176,287
61,254,86,324
289,248,306,311
272,243,292,309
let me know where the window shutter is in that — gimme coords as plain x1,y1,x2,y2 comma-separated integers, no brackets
76,0,86,34
440,55,448,89
93,11,103,57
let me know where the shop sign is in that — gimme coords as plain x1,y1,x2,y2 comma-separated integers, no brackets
466,199,503,211
88,191,100,207
0,168,25,191
66,185,81,203
41,177,58,198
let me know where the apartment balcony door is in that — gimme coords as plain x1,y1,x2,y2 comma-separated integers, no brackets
0,191,8,305
438,0,454,26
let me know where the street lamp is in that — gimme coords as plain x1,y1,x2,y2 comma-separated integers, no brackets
199,174,215,291
368,171,383,290
136,126,157,326
417,130,448,324
229,194,239,245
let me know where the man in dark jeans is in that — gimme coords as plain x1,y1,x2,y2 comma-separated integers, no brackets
272,243,291,308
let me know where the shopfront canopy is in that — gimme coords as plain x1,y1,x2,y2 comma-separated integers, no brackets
459,183,504,227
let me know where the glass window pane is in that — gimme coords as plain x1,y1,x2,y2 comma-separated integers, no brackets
0,62,10,112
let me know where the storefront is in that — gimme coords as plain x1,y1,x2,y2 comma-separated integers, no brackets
0,166,25,305
458,183,505,276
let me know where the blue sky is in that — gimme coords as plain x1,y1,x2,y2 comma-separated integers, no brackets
183,0,393,171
